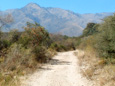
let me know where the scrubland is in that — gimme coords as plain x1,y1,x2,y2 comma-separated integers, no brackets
75,14,115,86
0,14,115,86
0,22,76,86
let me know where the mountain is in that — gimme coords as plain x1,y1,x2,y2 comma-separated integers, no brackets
0,3,113,36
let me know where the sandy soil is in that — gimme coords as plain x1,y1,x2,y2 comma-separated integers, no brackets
21,51,94,86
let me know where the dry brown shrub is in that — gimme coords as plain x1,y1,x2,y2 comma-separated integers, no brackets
75,50,115,86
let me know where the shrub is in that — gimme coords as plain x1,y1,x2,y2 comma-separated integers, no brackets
83,23,99,36
33,46,47,62
0,40,11,50
95,14,115,59
0,43,36,71
9,29,20,43
18,35,31,48
18,22,50,48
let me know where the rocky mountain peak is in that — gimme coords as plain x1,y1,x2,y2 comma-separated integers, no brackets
24,3,41,9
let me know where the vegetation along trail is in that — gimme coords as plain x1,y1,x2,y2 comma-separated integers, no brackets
21,51,94,86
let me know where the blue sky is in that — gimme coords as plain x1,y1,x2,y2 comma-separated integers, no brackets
0,0,115,13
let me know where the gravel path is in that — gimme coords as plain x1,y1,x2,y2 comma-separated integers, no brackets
21,51,93,86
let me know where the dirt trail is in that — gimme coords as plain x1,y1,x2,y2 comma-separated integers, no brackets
21,51,94,86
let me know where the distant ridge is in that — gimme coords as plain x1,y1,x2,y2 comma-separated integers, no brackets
0,3,113,36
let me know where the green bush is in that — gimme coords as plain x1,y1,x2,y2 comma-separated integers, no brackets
33,46,48,62
83,23,99,36
18,22,50,48
0,40,11,50
95,14,115,59
50,43,59,51
18,36,31,48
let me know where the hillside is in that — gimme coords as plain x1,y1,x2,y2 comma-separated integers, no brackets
0,3,113,36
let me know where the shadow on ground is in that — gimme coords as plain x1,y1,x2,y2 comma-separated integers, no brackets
49,59,71,65
38,58,71,71
38,67,52,71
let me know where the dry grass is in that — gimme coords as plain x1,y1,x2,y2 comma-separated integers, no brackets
0,44,56,86
75,49,115,86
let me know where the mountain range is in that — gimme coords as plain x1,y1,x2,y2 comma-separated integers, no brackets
0,3,113,36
